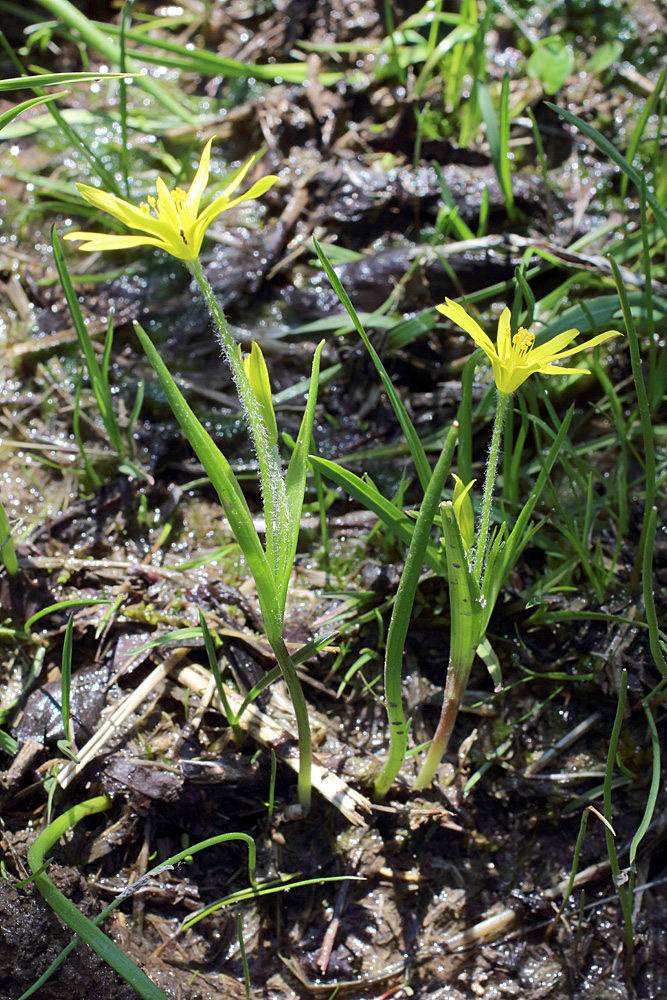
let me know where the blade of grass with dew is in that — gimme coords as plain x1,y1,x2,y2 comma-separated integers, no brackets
0,36,126,198
26,795,168,1000
478,78,518,220
374,421,459,799
100,21,341,85
29,0,197,123
0,499,19,576
25,599,112,633
308,457,443,573
0,70,131,90
20,828,258,999
545,102,667,242
498,73,516,219
52,229,125,457
602,670,635,962
608,254,656,595
313,237,432,493
413,23,476,99
620,63,667,200
118,0,135,196
0,90,68,132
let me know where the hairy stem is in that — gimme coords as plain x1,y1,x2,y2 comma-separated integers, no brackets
474,390,510,583
187,257,287,580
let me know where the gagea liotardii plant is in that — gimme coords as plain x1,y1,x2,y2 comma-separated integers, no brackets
65,138,323,812
411,299,622,789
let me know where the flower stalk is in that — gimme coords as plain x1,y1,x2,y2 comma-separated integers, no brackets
65,139,320,811
410,300,623,788
474,390,510,583
186,257,288,583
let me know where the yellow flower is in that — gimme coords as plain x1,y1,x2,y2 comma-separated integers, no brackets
436,298,621,395
451,474,476,552
64,139,277,262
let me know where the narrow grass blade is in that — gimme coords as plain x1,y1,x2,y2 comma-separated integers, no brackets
412,499,483,790
0,498,19,576
60,615,74,744
26,796,168,1000
0,91,67,132
0,71,130,90
374,422,459,799
628,703,661,866
313,238,432,493
30,0,197,123
608,254,655,594
546,102,667,241
53,228,125,454
21,821,257,998
280,342,324,611
603,670,635,958
309,456,443,573
133,321,279,629
620,63,667,199
642,507,667,679
25,599,112,633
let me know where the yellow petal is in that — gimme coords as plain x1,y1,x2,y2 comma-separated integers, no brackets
74,183,169,239
536,363,591,377
195,173,278,238
436,298,498,359
186,137,213,215
64,233,168,252
529,327,581,362
496,307,512,360
218,157,257,201
547,328,622,361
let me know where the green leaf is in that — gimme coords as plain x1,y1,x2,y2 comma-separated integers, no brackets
52,228,125,454
133,321,280,630
26,796,168,1000
0,72,129,91
280,342,324,611
588,40,623,74
312,238,432,493
528,39,574,94
0,91,67,133
545,101,667,243
441,502,484,662
309,456,443,573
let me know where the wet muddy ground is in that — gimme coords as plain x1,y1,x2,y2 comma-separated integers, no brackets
1,1,666,998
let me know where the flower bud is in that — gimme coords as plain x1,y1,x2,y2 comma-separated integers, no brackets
243,342,278,447
452,474,476,552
